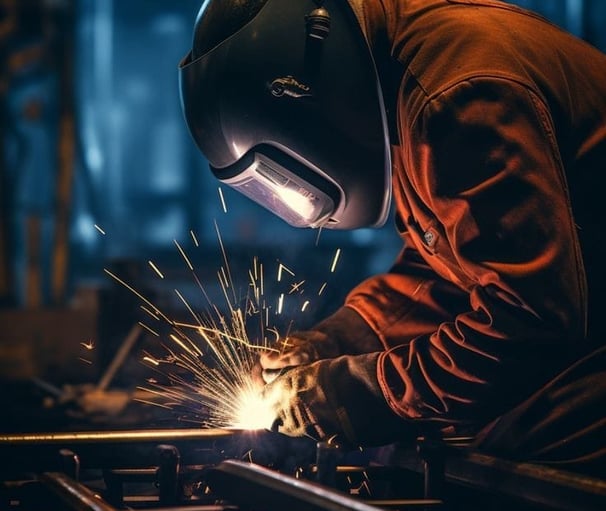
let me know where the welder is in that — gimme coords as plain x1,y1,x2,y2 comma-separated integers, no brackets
179,0,606,476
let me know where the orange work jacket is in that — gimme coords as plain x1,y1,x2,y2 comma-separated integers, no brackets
338,0,606,433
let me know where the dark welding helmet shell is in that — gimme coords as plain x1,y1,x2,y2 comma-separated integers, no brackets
179,0,391,229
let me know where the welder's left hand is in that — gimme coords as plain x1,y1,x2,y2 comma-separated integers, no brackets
257,330,339,385
261,353,409,447
257,307,383,385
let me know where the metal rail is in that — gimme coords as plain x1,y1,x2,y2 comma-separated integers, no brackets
206,459,442,511
0,429,245,473
40,472,117,511
392,441,606,511
0,428,238,445
443,451,606,511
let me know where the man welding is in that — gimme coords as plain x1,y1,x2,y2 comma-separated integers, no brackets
179,0,606,476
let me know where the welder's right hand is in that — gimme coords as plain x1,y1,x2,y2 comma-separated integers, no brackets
258,330,339,384
261,353,409,446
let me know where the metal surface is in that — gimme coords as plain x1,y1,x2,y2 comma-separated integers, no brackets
444,451,606,511
0,428,244,473
392,442,606,511
0,428,238,445
207,459,384,511
2,428,603,510
206,459,440,511
39,472,117,511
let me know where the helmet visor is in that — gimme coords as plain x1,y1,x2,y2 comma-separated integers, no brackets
220,152,336,228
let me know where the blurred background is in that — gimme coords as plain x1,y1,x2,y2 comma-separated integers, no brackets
0,0,605,432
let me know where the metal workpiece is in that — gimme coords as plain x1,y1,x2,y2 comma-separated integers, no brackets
205,459,386,511
0,428,238,445
39,472,117,511
0,429,241,473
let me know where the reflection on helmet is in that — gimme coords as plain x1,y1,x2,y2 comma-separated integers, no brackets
220,147,338,228
179,0,391,229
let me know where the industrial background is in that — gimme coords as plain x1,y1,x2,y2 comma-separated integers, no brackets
0,0,605,433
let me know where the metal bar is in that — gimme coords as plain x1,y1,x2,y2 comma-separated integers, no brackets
442,451,606,511
0,428,243,473
364,500,442,508
207,460,438,511
40,472,118,511
389,442,606,511
0,428,237,445
59,448,81,480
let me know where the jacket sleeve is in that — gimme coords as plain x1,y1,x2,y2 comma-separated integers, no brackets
343,77,588,431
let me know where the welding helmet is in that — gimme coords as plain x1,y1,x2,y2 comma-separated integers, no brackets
179,0,391,229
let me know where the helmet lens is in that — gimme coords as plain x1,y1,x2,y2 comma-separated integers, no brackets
221,153,336,228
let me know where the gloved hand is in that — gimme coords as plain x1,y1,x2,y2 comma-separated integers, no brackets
258,330,339,384
258,307,383,384
261,353,410,447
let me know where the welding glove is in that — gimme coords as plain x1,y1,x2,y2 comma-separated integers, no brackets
259,307,383,384
261,352,408,447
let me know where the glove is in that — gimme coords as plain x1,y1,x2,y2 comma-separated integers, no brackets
258,307,383,384
261,353,411,447
258,330,339,384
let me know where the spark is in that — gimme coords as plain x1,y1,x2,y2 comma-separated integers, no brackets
190,230,199,247
141,305,160,320
148,260,164,279
215,220,236,303
330,248,341,273
94,224,106,235
170,333,203,358
248,270,260,301
174,240,194,271
318,282,327,295
218,187,228,213
103,269,169,323
277,262,295,282
229,385,276,431
80,339,95,350
138,400,173,410
350,480,372,496
78,357,93,364
174,288,203,327
139,322,160,337
289,280,305,294
315,227,323,246
266,328,280,344
219,267,229,289
171,322,278,353
103,222,338,431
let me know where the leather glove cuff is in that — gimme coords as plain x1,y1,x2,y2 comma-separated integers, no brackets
314,306,383,355
319,353,412,447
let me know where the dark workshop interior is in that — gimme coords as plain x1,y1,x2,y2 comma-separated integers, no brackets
0,1,605,510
